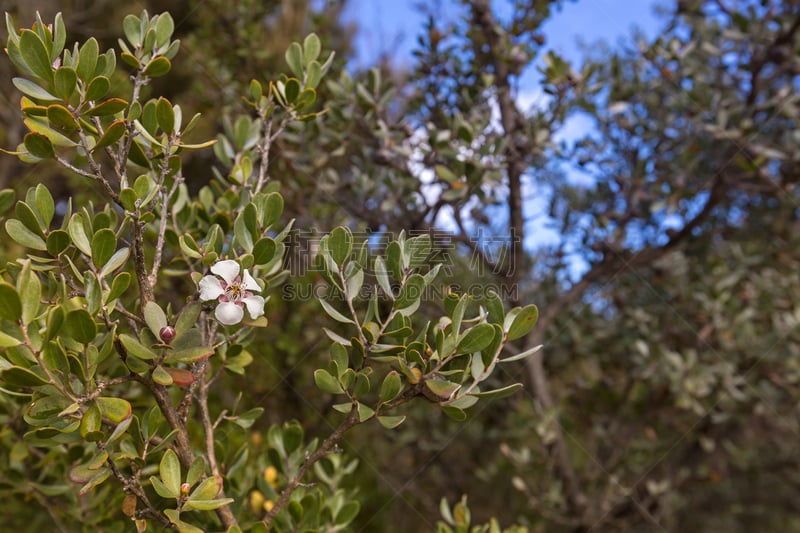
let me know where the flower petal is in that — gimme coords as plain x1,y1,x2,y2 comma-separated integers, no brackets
199,275,224,301
215,301,244,325
211,260,240,284
241,269,261,292
243,294,265,320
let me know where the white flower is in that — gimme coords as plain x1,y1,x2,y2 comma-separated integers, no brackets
199,260,265,325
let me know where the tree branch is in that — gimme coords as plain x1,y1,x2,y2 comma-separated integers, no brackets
262,408,360,528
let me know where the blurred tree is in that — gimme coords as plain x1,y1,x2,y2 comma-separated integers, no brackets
0,0,799,531
300,0,800,530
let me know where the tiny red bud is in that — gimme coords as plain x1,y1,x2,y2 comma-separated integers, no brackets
180,482,191,496
159,326,176,343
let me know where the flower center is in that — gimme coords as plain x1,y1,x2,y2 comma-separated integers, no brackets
225,282,244,302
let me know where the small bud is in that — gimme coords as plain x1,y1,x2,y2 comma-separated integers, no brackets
263,500,275,512
407,367,423,384
159,326,176,343
180,482,191,496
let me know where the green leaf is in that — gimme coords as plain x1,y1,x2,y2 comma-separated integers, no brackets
24,116,77,146
303,33,321,64
356,402,374,422
68,214,92,256
156,97,174,134
96,396,132,423
106,417,132,445
51,13,66,62
377,415,406,429
506,305,539,341
379,371,402,403
12,77,57,101
1,365,48,387
84,75,111,102
16,201,44,237
233,210,253,252
470,383,524,399
284,78,300,104
499,344,543,363
78,468,110,495
99,247,129,278
0,283,21,321
23,132,55,158
64,309,96,344
144,301,168,336
179,234,201,258
19,30,53,82
107,272,131,301
80,403,102,439
336,501,360,526
150,476,177,499
53,67,77,101
0,330,22,348
406,234,432,268
76,38,99,82
262,192,283,228
375,258,394,303
152,365,173,385
122,15,141,47
43,307,65,341
94,119,125,150
186,458,205,487
143,56,171,77
160,449,181,498
175,302,201,337
34,184,54,228
442,405,467,421
306,61,322,89
345,265,364,303
457,323,495,354
328,226,353,265
188,476,220,501
155,12,174,47
252,237,277,265
86,98,128,116
184,498,235,511
167,346,214,363
47,103,78,130
0,189,16,215
425,379,460,400
233,407,263,429
319,299,353,326
285,42,304,78
5,219,46,250
395,274,425,315
16,260,41,325
314,368,343,394
91,228,116,268
119,333,157,360
164,510,204,533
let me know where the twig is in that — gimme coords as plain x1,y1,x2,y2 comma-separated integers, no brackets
103,451,173,528
262,408,361,528
197,359,239,530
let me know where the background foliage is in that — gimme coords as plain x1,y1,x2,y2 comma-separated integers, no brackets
0,0,798,532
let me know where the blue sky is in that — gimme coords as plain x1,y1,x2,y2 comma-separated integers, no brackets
341,1,666,278
343,0,663,68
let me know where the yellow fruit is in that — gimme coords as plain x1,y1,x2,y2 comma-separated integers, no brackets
249,490,265,514
263,465,278,487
